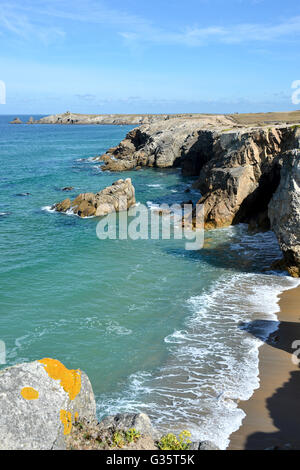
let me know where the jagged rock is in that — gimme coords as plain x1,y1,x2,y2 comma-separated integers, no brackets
269,150,300,277
96,116,235,171
55,198,71,212
26,117,34,124
53,179,135,218
10,117,22,124
194,127,299,229
0,359,96,450
61,186,74,191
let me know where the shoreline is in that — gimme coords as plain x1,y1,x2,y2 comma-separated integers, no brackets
229,284,300,450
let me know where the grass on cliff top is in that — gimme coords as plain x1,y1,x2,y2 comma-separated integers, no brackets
229,110,300,125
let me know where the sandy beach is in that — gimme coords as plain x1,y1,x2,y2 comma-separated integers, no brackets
229,285,300,450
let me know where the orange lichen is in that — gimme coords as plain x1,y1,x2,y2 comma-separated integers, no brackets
60,409,72,435
38,358,81,400
21,387,39,400
74,412,79,422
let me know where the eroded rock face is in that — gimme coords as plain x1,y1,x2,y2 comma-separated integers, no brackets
52,178,136,217
269,150,300,277
95,116,235,172
0,359,96,450
194,127,299,228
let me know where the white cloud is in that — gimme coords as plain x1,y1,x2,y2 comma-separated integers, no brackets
0,2,65,44
1,1,300,48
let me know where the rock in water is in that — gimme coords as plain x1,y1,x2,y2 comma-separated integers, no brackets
10,117,22,124
0,359,96,450
52,178,136,218
269,150,300,277
26,117,34,124
55,198,71,212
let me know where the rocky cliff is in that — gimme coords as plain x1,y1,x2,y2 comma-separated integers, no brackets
95,118,300,276
269,150,300,277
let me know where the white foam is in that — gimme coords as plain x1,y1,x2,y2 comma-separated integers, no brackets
42,205,95,218
41,205,55,213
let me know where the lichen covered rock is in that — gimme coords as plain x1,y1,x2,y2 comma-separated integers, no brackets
0,358,96,449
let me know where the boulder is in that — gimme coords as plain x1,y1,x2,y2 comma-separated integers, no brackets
53,179,136,218
269,150,300,277
0,358,96,450
98,412,159,440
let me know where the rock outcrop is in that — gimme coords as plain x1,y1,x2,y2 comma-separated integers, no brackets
52,178,136,217
269,150,300,277
98,412,159,440
10,117,22,124
34,111,210,126
95,116,235,171
193,126,299,229
26,117,34,124
0,358,96,450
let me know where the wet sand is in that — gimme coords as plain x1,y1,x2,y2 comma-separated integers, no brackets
229,286,300,450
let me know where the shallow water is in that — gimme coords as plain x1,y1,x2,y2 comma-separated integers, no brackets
0,115,298,449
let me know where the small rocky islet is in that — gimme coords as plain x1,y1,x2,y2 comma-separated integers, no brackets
53,178,135,218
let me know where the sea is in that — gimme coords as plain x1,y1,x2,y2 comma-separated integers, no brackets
0,115,298,449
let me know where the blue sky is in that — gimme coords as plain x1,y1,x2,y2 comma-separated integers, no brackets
0,0,300,114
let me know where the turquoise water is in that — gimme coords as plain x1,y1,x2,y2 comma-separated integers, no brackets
0,116,298,449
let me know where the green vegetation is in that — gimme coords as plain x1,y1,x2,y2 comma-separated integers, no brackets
157,430,192,450
112,430,125,448
125,428,141,444
112,428,142,448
